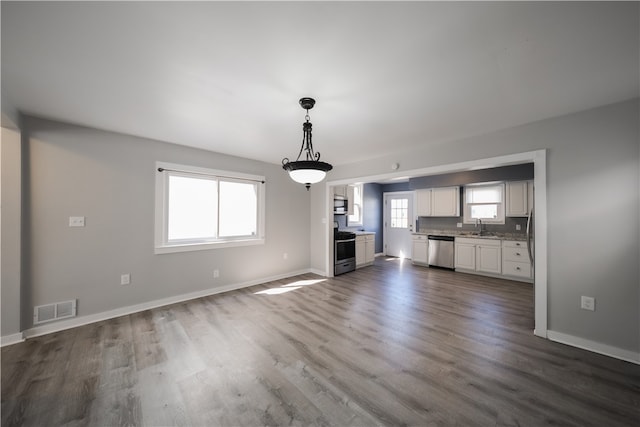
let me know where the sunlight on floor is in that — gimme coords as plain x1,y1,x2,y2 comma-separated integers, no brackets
254,279,325,296
384,256,406,271
255,286,302,295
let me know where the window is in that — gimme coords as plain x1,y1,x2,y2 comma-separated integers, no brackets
463,183,505,224
348,184,363,226
155,162,265,253
390,198,409,228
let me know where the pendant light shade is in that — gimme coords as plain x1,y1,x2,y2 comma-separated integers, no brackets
282,98,333,190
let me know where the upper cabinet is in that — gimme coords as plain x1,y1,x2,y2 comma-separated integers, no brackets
333,185,355,216
432,187,460,216
334,185,347,198
416,189,432,216
416,186,460,217
506,180,533,217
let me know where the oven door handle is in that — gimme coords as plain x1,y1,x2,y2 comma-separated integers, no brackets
335,238,356,243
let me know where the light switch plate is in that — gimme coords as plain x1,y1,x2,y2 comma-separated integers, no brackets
69,216,85,227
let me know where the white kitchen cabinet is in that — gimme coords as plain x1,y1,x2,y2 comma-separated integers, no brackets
334,185,355,216
454,242,476,270
355,237,366,266
432,187,460,216
415,189,432,216
365,237,375,263
411,234,428,266
356,233,375,268
502,240,532,282
476,242,501,274
415,186,460,217
455,237,501,275
506,181,533,217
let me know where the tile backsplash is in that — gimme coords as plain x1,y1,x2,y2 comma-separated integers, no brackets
417,216,528,237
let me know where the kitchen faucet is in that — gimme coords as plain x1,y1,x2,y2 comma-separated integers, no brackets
476,218,485,236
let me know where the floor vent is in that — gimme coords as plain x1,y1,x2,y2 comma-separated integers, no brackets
33,300,77,325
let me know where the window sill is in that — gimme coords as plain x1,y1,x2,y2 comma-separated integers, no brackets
155,237,265,254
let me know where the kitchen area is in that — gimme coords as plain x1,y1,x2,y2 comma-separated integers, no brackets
331,163,535,283
332,183,379,275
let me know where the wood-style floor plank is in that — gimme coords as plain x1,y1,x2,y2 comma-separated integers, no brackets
2,257,639,426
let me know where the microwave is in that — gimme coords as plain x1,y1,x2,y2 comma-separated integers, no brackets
334,197,347,214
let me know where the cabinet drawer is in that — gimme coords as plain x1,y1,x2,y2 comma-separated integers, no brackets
503,247,529,262
503,261,531,278
412,234,427,241
503,240,528,249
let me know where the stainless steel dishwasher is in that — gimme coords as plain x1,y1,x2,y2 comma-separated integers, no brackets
428,235,455,270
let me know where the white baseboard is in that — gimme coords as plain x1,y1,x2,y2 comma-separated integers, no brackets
308,268,327,276
22,268,313,340
1,332,25,347
547,330,640,365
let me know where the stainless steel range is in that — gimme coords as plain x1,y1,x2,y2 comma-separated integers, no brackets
334,222,356,275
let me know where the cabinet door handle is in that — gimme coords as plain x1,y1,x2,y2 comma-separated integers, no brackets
516,267,521,270
516,252,521,256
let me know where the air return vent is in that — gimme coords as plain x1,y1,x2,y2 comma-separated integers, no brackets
33,300,77,325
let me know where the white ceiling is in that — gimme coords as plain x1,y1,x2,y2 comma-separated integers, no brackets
2,2,638,166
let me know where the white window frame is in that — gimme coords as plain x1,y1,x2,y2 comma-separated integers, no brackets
348,183,364,226
463,182,505,224
155,161,265,254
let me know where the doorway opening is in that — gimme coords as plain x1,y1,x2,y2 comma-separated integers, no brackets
325,150,547,338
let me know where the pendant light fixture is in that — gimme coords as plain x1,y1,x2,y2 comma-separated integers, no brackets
282,97,333,190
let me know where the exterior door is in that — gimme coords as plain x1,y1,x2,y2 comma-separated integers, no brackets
384,192,414,258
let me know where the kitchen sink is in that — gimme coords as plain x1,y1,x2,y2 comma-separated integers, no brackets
458,232,500,239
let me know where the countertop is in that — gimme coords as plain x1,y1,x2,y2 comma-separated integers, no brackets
413,229,527,241
353,231,376,236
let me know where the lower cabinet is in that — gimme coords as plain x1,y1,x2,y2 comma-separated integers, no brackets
454,238,501,274
454,242,475,270
477,244,501,274
502,240,533,282
412,234,428,265
455,237,532,282
356,233,375,268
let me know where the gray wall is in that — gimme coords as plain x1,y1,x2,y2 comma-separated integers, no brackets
1,127,22,336
17,116,312,330
312,98,640,354
362,183,383,253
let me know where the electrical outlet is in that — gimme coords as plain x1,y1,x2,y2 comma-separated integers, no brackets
120,274,131,286
69,216,85,227
456,223,463,228
213,269,220,278
516,224,521,231
581,296,595,311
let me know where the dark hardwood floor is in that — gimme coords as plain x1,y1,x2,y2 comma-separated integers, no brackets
2,257,639,426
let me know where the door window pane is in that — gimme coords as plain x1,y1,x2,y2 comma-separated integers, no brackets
391,198,408,228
